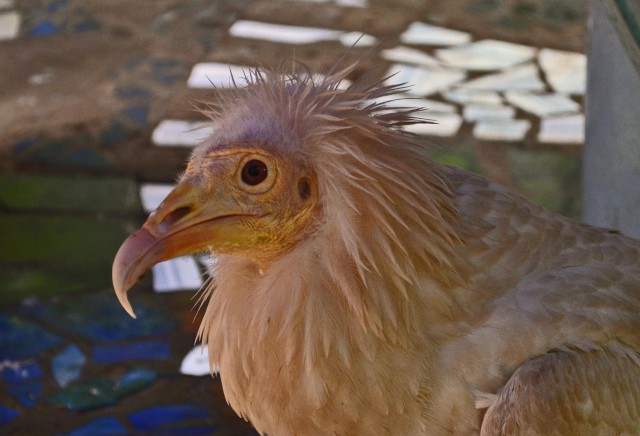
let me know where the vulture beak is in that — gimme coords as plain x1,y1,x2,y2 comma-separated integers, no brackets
112,177,244,318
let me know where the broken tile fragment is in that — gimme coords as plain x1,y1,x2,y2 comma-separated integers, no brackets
538,48,586,95
442,88,502,105
381,46,441,67
61,417,127,436
18,294,173,342
0,360,42,383
0,406,19,425
473,119,531,141
52,344,86,388
436,39,537,71
92,340,171,364
369,94,457,114
0,315,64,360
152,256,204,293
7,381,42,408
152,120,212,147
400,22,471,46
180,345,214,376
113,367,158,397
336,0,368,7
538,114,584,144
385,64,466,96
47,378,117,410
505,90,580,117
460,64,545,92
187,63,251,89
140,183,173,213
338,31,376,47
403,113,463,137
463,104,515,122
0,11,20,40
127,404,211,431
229,20,343,44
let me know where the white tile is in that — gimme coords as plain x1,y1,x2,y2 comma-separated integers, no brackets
152,256,204,292
180,345,216,376
140,183,174,213
187,63,253,88
229,20,343,44
538,114,584,144
463,104,515,121
152,120,212,147
442,88,502,105
0,11,20,40
381,46,441,67
505,90,580,117
538,48,587,95
460,63,545,92
403,112,463,137
338,31,376,47
385,63,466,96
400,22,471,46
369,94,457,113
473,119,531,141
435,39,537,71
336,0,368,7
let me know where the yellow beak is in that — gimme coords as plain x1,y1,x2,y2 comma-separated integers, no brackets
112,177,255,318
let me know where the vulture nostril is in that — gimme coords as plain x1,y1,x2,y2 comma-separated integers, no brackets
158,206,192,234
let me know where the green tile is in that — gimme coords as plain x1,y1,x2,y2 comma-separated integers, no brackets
0,175,141,214
509,148,581,219
0,215,130,265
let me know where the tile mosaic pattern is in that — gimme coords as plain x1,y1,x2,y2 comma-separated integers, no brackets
153,20,585,147
0,1,587,434
0,291,250,434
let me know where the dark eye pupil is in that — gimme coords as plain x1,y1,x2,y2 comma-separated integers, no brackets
241,159,268,185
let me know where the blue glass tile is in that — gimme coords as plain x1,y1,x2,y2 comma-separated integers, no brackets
100,121,129,147
127,404,211,431
122,104,150,126
63,148,112,168
113,367,157,397
0,406,19,425
114,85,151,99
151,59,183,69
7,381,42,408
0,360,43,383
152,74,182,85
31,21,60,36
92,341,171,364
47,0,68,13
61,417,127,436
14,137,43,154
52,344,87,387
18,294,173,342
0,315,64,360
47,378,117,411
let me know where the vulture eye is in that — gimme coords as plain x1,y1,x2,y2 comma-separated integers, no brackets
241,159,268,186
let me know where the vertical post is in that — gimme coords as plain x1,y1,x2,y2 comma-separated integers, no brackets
583,0,640,239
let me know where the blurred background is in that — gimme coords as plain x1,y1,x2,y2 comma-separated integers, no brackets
0,0,638,434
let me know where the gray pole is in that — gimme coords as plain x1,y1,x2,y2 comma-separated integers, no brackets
583,0,640,239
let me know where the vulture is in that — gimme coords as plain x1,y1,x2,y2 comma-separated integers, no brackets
112,62,640,435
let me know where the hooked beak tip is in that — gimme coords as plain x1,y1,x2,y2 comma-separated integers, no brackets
112,227,160,318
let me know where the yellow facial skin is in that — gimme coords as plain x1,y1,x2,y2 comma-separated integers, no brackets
112,145,318,317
